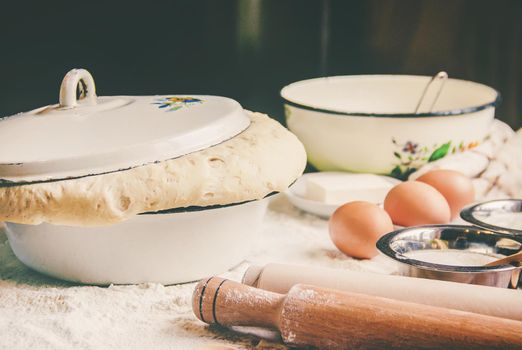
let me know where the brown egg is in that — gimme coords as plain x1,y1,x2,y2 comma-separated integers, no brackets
416,169,475,219
329,201,394,259
384,181,451,226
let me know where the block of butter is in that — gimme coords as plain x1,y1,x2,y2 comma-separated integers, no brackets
305,173,397,204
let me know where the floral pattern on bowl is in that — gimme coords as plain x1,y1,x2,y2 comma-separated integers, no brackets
390,138,480,180
153,96,203,112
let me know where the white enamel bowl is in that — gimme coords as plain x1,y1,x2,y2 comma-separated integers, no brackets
281,75,499,178
4,199,268,285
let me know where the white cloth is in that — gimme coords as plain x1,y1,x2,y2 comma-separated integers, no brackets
410,120,521,199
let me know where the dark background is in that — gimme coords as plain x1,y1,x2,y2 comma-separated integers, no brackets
1,0,521,128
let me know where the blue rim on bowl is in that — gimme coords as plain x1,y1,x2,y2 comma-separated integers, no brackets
280,75,501,118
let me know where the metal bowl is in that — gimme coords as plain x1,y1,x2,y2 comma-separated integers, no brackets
460,199,522,235
377,225,522,288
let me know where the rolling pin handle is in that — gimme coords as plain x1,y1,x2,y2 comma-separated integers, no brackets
192,277,282,329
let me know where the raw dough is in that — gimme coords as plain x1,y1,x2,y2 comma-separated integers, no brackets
0,112,306,226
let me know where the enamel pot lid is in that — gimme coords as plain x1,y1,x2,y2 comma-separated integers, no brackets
0,69,250,186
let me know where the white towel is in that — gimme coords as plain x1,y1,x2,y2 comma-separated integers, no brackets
410,119,521,200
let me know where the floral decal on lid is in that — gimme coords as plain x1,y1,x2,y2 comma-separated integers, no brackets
390,138,481,180
153,96,203,112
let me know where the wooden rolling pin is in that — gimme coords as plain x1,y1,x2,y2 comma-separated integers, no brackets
242,263,522,321
193,277,522,350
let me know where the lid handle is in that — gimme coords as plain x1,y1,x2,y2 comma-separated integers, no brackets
59,68,97,108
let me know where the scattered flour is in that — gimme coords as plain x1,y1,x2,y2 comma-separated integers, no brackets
0,197,393,350
1,121,520,349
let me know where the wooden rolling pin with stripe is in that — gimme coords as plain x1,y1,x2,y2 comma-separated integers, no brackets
193,277,522,349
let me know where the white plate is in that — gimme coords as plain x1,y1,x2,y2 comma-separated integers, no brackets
286,172,401,218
